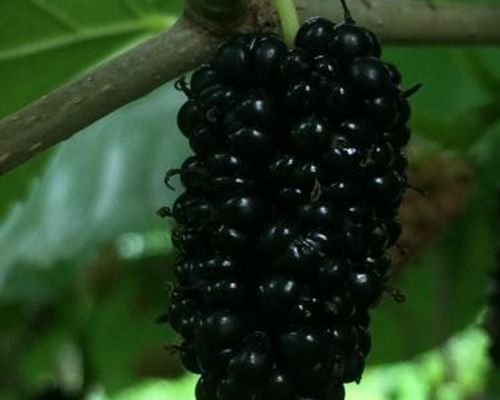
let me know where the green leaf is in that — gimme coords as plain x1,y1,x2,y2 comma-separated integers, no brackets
383,47,497,151
469,118,500,191
0,82,189,288
0,270,85,397
349,327,491,400
0,0,182,117
0,151,53,219
88,259,180,393
112,376,197,400
0,0,183,220
369,189,496,365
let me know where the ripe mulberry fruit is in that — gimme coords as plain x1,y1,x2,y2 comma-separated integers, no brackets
161,1,419,398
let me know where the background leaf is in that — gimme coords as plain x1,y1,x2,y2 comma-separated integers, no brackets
87,256,181,393
0,82,189,288
0,0,182,117
0,0,183,227
370,191,497,364
383,47,500,151
0,151,52,219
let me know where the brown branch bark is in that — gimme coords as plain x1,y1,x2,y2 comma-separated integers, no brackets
297,0,500,44
2,0,500,175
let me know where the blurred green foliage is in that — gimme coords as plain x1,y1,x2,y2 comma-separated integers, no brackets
1,0,500,399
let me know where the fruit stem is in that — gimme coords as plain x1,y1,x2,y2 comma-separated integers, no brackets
271,0,300,47
339,0,355,23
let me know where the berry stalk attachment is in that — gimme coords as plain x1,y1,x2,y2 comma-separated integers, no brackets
271,0,301,47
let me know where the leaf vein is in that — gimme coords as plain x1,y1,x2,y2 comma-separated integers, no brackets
28,0,81,32
0,18,171,63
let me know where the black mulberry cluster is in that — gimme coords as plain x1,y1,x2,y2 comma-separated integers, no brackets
161,3,417,399
486,252,500,368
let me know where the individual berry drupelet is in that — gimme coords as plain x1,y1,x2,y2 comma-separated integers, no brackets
161,1,418,398
486,250,500,368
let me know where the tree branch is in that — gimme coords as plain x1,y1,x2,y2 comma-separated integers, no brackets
297,0,500,44
2,0,500,175
0,16,224,175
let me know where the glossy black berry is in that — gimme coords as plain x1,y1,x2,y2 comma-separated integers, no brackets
298,202,339,227
196,345,234,374
384,123,411,148
322,137,366,178
385,62,402,85
171,192,199,224
228,127,274,162
219,195,268,228
275,237,322,277
292,161,328,188
327,81,361,121
355,326,372,356
213,42,253,86
254,36,288,86
191,65,221,95
196,375,218,400
227,341,272,383
223,91,276,132
202,278,246,308
178,100,203,137
323,180,361,203
258,221,299,255
350,271,384,308
198,84,238,114
349,57,395,96
339,117,378,146
385,218,402,247
291,116,331,157
268,154,297,185
263,369,294,400
343,352,366,383
205,152,250,177
212,225,249,254
181,344,202,374
217,379,259,400
278,186,308,205
312,55,339,90
318,258,351,290
367,171,404,203
296,17,336,56
197,256,242,280
305,229,341,254
199,311,249,348
279,49,311,82
327,326,356,351
171,225,207,255
331,23,379,61
278,328,325,366
189,127,220,155
330,384,346,400
365,94,400,129
326,293,356,321
284,80,322,114
368,142,395,171
257,276,302,315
